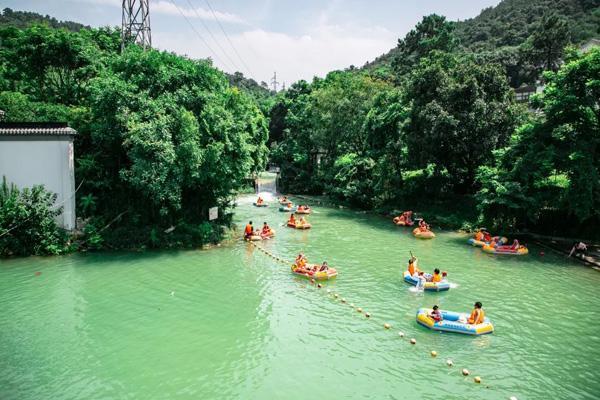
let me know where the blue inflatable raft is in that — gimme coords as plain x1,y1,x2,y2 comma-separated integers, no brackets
416,308,494,335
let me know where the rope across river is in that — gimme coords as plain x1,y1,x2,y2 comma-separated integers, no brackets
247,240,508,394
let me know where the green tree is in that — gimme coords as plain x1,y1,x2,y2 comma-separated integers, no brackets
523,12,570,74
392,14,458,76
405,52,521,192
477,48,600,233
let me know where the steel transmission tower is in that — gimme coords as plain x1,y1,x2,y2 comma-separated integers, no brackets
121,0,152,52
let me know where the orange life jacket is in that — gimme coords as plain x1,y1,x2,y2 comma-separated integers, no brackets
244,224,253,235
468,309,485,325
432,273,441,283
408,262,419,276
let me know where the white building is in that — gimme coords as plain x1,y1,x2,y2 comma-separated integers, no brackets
0,123,77,230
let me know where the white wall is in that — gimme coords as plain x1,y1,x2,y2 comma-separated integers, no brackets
0,137,76,230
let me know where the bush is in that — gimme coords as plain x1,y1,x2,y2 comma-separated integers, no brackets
0,176,69,256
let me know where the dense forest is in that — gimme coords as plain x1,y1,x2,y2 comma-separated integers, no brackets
364,0,600,86
271,10,599,239
0,0,598,256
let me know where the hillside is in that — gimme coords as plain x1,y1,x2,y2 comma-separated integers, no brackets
363,0,600,71
0,7,88,31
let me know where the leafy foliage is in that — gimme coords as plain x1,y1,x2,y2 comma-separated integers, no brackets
0,24,269,253
0,177,68,256
477,48,600,235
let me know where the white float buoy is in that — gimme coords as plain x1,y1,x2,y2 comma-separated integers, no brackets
398,331,405,338
462,369,470,376
430,350,437,357
384,323,391,329
474,376,481,384
357,307,363,313
410,338,416,344
446,359,453,367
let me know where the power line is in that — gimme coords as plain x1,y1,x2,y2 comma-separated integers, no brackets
184,0,241,73
168,0,233,70
202,0,255,78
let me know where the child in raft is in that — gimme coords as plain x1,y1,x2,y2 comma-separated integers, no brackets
418,219,430,232
429,305,442,322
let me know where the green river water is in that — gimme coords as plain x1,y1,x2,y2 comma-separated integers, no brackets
1,193,599,399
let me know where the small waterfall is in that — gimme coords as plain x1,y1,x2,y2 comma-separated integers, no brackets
256,172,277,194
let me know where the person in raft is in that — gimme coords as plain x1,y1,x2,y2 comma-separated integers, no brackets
462,302,485,325
256,196,264,204
319,261,329,272
262,222,272,236
295,253,307,268
474,229,485,241
418,219,430,231
288,213,296,225
429,268,443,283
298,216,308,225
429,305,442,322
244,221,253,239
569,241,588,258
408,256,420,277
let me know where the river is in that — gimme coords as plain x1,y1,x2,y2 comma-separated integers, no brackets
1,192,599,399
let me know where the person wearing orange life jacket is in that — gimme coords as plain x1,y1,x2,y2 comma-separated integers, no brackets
288,213,296,225
261,222,272,236
407,257,420,277
474,229,484,241
467,302,485,325
244,221,253,239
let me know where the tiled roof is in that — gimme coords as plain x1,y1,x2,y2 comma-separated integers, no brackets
0,124,77,136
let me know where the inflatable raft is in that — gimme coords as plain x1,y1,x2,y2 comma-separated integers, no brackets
467,238,487,247
279,206,297,212
291,264,337,281
287,222,311,229
416,308,494,336
261,229,275,239
403,271,450,292
295,207,311,215
245,235,262,241
413,228,435,239
253,202,268,207
482,245,528,255
393,217,414,226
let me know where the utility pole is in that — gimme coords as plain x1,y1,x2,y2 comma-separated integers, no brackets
121,0,151,52
270,71,279,92
282,81,286,91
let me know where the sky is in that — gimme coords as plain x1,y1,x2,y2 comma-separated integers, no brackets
1,0,502,87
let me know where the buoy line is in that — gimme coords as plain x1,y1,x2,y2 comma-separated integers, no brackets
248,241,508,393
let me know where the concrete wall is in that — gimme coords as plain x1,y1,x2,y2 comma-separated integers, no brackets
0,136,76,230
